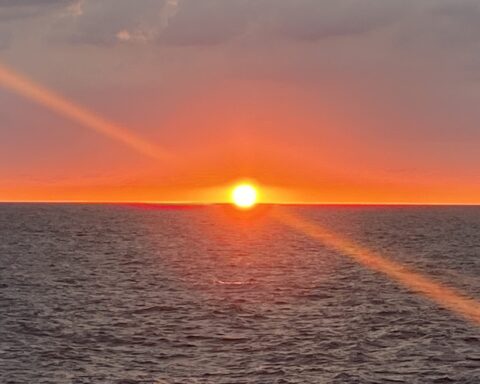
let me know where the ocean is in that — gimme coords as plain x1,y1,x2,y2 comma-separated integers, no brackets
0,204,479,383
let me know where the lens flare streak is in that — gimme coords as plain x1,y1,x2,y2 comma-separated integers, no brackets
0,63,170,161
274,208,480,326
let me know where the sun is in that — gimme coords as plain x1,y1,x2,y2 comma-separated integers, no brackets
231,183,258,209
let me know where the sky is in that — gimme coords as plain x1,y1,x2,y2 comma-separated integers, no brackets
0,0,479,204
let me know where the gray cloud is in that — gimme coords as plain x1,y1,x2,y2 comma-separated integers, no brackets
50,0,169,45
269,0,409,41
160,0,251,45
23,0,476,49
0,28,10,49
0,0,71,21
3,0,480,48
156,0,411,45
0,0,66,6
397,0,480,48
46,0,414,46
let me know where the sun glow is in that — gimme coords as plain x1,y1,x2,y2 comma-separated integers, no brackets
231,183,258,209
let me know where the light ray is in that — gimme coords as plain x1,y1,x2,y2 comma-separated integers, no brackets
0,63,170,161
274,208,480,325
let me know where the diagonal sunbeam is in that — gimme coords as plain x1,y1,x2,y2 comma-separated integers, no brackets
0,63,171,161
274,208,480,326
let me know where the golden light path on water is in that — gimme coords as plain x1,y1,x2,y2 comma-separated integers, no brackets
273,208,480,326
0,63,170,162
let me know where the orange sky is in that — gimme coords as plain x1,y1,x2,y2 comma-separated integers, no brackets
1,1,480,204
1,64,479,204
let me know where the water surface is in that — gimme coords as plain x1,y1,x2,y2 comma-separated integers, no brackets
0,204,479,383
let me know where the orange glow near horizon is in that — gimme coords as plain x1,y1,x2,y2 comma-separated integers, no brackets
1,64,480,204
274,208,480,326
0,62,170,162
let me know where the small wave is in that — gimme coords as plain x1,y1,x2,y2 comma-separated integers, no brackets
129,305,177,314
214,278,256,285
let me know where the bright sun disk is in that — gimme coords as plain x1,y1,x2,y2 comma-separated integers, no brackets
231,183,258,209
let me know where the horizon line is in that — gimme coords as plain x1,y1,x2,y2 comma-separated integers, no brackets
0,200,479,207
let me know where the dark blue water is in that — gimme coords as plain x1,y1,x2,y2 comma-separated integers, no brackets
0,204,479,383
